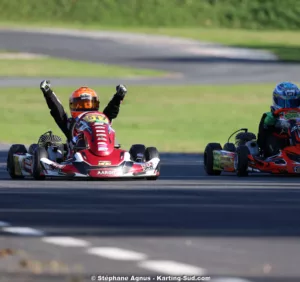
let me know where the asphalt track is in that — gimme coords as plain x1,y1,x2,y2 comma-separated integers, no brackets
1,28,300,282
1,27,300,86
1,149,300,282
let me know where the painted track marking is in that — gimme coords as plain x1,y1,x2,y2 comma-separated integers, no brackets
42,237,90,247
2,226,45,236
0,220,253,281
138,260,206,275
0,221,10,227
87,247,148,260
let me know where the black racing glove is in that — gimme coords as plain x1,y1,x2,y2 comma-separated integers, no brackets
274,119,290,134
115,84,127,101
40,79,51,94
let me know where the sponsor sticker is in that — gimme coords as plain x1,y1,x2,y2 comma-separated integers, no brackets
294,166,300,173
97,170,117,175
83,113,109,124
98,161,111,166
80,93,91,100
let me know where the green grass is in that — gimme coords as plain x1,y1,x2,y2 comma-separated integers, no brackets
1,22,300,61
1,83,296,152
0,51,166,77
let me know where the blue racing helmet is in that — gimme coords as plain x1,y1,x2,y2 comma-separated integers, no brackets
272,82,300,110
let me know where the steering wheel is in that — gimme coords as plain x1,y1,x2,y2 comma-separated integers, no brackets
69,112,91,145
273,107,300,117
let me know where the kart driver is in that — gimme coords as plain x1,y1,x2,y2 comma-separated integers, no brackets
39,80,127,157
257,82,300,158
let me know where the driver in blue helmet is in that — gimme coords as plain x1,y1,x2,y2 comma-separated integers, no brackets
257,82,300,158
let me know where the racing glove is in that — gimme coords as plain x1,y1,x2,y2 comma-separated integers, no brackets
66,138,76,160
115,84,127,101
40,80,51,94
275,119,290,131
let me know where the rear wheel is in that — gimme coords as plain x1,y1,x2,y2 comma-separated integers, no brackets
28,143,38,155
7,144,27,179
129,144,146,162
32,147,48,180
236,145,250,177
204,143,222,176
145,147,160,180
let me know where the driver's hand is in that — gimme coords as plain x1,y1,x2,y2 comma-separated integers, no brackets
275,119,290,130
40,80,51,93
115,84,127,100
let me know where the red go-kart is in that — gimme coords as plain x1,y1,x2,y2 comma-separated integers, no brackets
204,108,300,176
7,111,160,180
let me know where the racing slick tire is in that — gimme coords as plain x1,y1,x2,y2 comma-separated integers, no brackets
28,143,38,155
129,144,146,162
7,144,27,179
32,147,48,180
145,147,160,180
236,145,250,177
204,143,222,176
223,142,236,152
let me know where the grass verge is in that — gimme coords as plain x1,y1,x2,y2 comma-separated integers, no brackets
0,51,166,77
1,83,295,152
1,22,300,61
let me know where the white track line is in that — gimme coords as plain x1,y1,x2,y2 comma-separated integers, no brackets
0,221,10,227
138,260,206,275
2,227,45,236
87,247,148,261
42,237,90,247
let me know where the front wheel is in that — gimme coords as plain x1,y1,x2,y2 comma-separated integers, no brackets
204,143,222,175
145,147,160,180
129,144,146,162
236,145,250,177
32,147,48,180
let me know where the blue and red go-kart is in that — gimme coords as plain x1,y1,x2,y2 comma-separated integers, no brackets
204,108,300,177
7,111,160,180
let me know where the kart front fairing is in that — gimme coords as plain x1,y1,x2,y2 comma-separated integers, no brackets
40,151,160,178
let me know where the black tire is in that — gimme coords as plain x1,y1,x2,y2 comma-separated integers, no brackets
32,147,48,180
223,142,236,152
6,144,27,179
28,143,38,155
235,132,256,146
129,144,146,162
236,145,250,177
204,143,222,176
145,147,160,180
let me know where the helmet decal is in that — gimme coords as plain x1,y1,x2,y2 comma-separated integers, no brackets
272,82,300,110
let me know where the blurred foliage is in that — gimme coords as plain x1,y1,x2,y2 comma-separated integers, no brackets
1,0,300,30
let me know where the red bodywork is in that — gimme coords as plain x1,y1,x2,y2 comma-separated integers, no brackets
247,108,300,174
216,108,300,175
38,111,160,178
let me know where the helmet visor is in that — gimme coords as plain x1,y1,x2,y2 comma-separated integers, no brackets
70,97,99,112
274,96,300,108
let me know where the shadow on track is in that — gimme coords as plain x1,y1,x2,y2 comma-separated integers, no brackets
1,186,300,237
2,149,300,238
